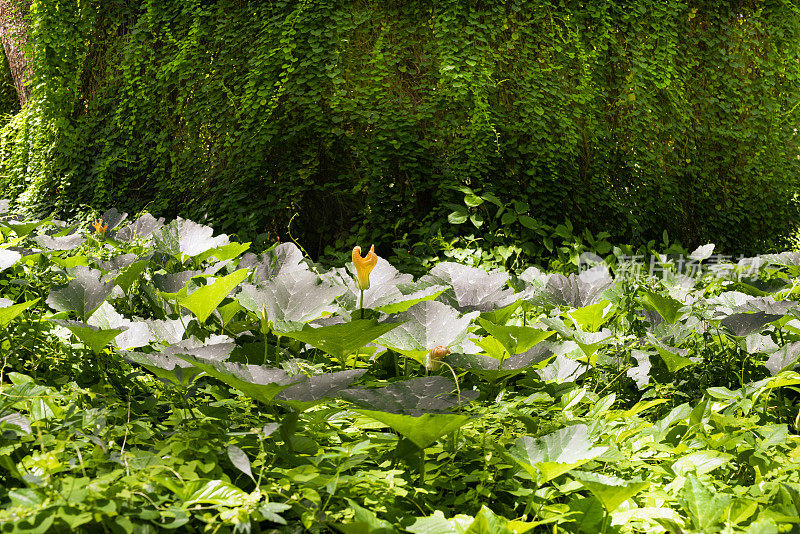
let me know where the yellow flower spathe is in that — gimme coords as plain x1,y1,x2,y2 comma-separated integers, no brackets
92,219,108,237
352,245,377,290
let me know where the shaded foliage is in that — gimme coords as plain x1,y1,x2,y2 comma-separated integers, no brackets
0,0,799,260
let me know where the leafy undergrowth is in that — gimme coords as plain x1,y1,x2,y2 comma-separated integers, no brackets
3,204,800,533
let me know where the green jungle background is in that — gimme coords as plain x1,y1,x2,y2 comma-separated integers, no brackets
1,0,800,265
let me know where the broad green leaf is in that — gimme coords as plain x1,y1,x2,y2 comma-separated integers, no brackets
681,474,731,531
462,506,516,534
49,319,126,355
477,318,553,356
567,300,614,332
196,241,250,264
353,410,471,450
571,471,649,512
178,268,249,323
652,341,696,373
46,266,117,320
279,319,402,360
3,217,52,237
407,510,475,534
338,499,398,534
640,291,685,324
0,298,39,328
166,479,249,507
115,258,150,293
672,450,733,477
508,424,608,484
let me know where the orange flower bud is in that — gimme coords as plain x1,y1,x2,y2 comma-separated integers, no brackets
92,219,108,237
352,245,377,290
426,345,450,371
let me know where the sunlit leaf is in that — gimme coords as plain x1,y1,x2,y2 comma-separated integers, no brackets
178,268,249,323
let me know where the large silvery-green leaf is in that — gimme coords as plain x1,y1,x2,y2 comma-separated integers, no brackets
34,233,85,251
177,356,301,404
48,319,127,355
177,268,249,323
123,351,203,386
276,369,368,411
96,253,138,272
766,342,800,375
422,262,516,313
116,213,165,242
166,336,236,361
146,317,187,345
88,302,152,349
734,296,795,316
571,471,649,512
544,266,613,308
152,217,230,259
721,312,782,337
341,376,477,417
339,377,479,447
0,298,40,328
152,270,203,295
237,268,345,332
508,424,608,484
537,354,589,384
46,266,117,320
376,301,479,361
238,242,306,283
124,336,233,385
279,319,402,360
0,249,21,271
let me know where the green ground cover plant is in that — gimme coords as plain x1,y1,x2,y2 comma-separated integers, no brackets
4,203,800,532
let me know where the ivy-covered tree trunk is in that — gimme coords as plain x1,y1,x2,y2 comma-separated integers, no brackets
0,0,30,107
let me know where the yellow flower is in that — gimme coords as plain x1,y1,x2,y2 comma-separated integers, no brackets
352,245,377,290
426,345,450,371
92,219,108,237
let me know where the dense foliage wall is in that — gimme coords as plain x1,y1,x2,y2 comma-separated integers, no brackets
1,0,799,258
